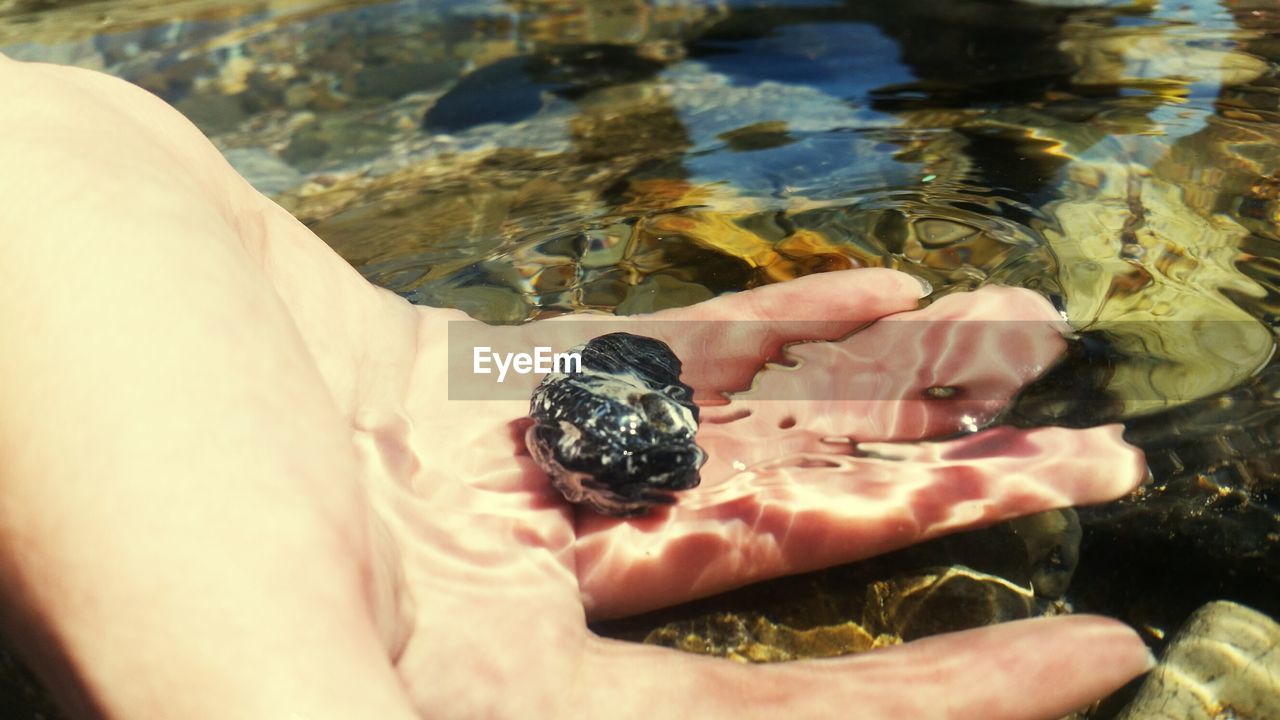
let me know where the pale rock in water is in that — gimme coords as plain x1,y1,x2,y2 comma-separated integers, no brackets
1117,600,1280,720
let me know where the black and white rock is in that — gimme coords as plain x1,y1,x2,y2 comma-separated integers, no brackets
526,333,705,517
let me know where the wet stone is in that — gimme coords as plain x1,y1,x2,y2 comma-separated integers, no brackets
1009,508,1082,600
631,564,1038,663
423,44,667,133
594,518,1071,665
614,273,716,315
1117,601,1280,720
645,612,898,663
865,566,1037,642
1061,362,1280,640
403,282,531,325
172,91,247,135
526,333,705,517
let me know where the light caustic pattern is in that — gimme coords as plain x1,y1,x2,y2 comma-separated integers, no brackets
575,285,1145,619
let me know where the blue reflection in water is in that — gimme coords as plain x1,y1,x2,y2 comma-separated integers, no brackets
675,22,919,200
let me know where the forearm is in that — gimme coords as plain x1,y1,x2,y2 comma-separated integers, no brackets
0,58,415,720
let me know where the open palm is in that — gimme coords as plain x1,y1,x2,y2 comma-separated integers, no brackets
0,57,1150,720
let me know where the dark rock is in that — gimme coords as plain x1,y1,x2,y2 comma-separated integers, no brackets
1009,508,1082,600
423,44,667,133
527,332,704,517
1069,363,1280,639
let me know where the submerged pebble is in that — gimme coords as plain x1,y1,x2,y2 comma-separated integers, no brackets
1117,601,1280,720
526,332,705,517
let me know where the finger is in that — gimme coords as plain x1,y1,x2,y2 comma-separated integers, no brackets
637,268,928,401
697,285,1068,464
576,424,1143,619
574,615,1153,720
465,268,927,402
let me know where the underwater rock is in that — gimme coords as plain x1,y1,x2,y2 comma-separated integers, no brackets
423,45,667,133
527,333,705,517
1008,508,1082,600
864,566,1036,642
645,612,898,663
592,512,1080,665
1117,601,1280,720
1065,362,1280,639
632,564,1036,663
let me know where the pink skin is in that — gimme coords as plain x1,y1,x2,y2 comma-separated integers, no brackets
0,56,1152,720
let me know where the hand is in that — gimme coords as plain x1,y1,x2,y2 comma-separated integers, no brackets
0,56,1152,720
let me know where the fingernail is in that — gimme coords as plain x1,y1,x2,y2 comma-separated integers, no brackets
914,276,933,298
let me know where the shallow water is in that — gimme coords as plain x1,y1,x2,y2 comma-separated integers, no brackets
3,0,1279,716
